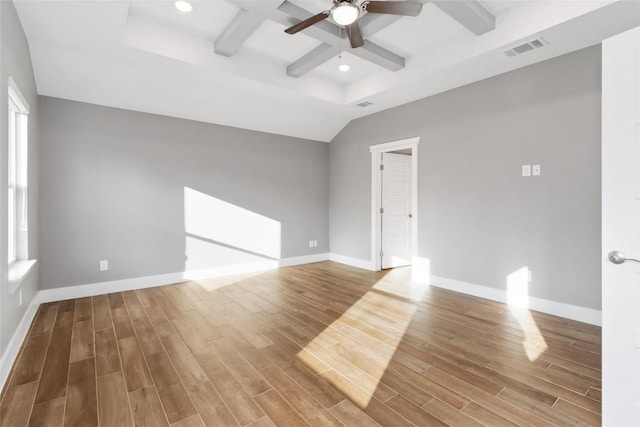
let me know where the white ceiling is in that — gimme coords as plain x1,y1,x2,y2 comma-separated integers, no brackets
13,0,640,142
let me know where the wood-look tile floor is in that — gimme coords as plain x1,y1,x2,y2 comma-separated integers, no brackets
0,261,601,426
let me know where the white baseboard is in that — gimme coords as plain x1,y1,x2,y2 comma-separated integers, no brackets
0,295,40,393
322,256,600,325
328,253,375,271
430,275,602,326
38,271,184,304
279,253,329,267
37,254,330,304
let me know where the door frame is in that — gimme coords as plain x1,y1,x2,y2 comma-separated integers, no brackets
370,137,420,271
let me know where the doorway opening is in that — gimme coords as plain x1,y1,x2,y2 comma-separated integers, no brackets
370,137,420,272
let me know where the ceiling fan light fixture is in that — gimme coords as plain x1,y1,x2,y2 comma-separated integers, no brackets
174,1,193,13
331,2,360,26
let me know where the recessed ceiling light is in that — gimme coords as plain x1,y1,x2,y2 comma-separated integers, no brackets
174,1,193,13
338,64,350,72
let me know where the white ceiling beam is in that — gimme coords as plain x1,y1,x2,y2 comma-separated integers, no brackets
230,0,342,41
276,1,405,75
357,41,405,70
214,9,265,57
287,44,340,78
356,0,424,33
357,13,402,34
431,0,495,35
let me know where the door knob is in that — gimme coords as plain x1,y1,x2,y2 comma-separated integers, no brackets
608,250,640,265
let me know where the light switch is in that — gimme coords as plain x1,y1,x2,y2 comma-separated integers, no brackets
532,164,541,176
522,165,531,177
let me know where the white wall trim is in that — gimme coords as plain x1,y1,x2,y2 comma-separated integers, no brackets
279,253,329,267
8,76,30,113
370,137,420,271
38,254,330,304
369,137,420,153
38,271,188,304
430,275,602,326
0,295,40,393
328,253,375,271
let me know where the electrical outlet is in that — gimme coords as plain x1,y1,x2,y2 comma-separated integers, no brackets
532,164,541,176
100,260,109,271
309,240,314,248
314,240,318,247
522,165,531,177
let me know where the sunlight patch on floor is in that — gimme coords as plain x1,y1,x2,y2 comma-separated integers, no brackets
297,268,424,408
184,267,276,291
507,266,548,361
374,267,430,302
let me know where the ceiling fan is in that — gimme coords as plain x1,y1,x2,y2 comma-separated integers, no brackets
284,0,423,48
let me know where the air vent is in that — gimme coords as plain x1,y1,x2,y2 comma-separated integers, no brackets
357,101,373,108
503,37,548,57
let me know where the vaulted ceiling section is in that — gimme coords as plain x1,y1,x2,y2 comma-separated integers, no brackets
13,0,640,141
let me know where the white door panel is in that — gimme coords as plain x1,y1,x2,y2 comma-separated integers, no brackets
388,179,410,196
386,157,410,174
602,26,640,425
389,238,409,253
382,153,411,269
386,198,409,215
387,219,409,236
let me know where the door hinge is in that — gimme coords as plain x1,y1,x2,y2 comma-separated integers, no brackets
380,164,384,171
380,207,384,214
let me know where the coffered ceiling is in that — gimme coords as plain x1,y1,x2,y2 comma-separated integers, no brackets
13,0,640,142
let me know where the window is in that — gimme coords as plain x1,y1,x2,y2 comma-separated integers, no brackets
7,77,34,293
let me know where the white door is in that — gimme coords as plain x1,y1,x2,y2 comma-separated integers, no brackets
602,26,640,426
381,153,411,269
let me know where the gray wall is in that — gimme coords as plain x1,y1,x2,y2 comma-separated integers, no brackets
330,46,602,310
39,98,328,289
0,1,40,356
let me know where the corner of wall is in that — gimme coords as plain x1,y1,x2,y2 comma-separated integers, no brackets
0,0,41,369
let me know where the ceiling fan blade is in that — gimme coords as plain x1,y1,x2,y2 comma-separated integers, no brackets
346,22,364,48
363,1,423,16
284,11,330,34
